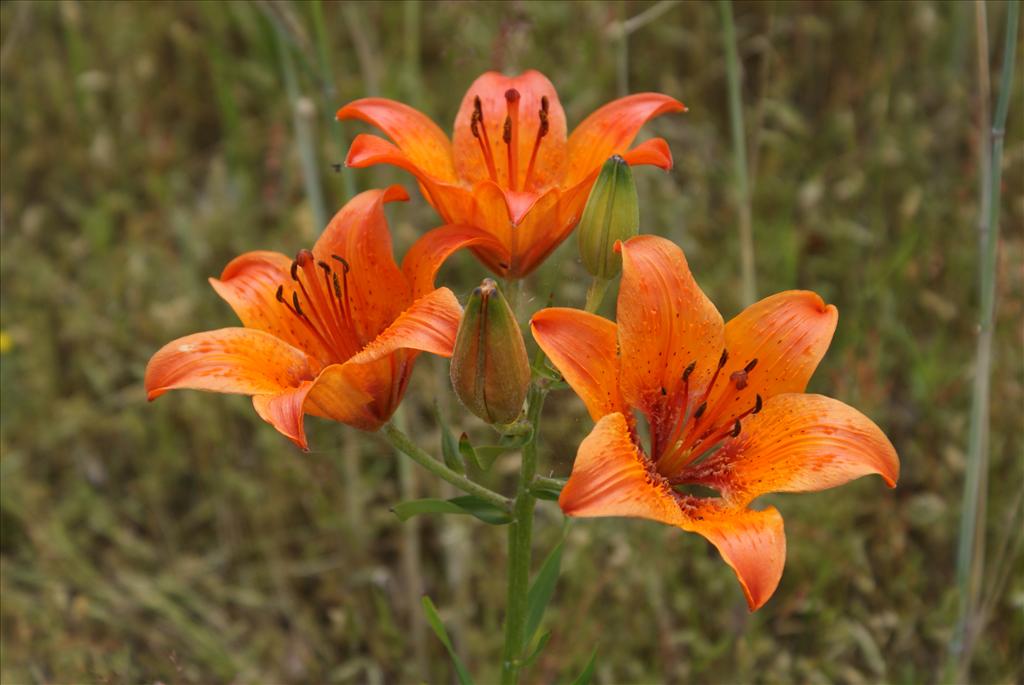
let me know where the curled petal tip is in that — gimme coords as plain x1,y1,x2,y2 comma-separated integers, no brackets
381,184,410,203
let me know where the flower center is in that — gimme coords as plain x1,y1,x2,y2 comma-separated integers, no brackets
651,349,763,479
276,249,362,363
470,89,549,191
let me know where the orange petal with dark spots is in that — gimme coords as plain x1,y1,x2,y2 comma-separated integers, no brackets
704,290,838,431
210,250,334,363
559,413,682,524
682,393,900,507
145,328,315,401
617,235,724,419
313,186,410,342
679,502,786,611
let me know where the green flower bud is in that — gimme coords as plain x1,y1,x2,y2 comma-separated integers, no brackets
577,154,639,279
450,279,530,424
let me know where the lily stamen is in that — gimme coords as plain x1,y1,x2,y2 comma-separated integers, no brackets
503,88,521,190
523,95,550,189
292,250,349,355
470,96,499,182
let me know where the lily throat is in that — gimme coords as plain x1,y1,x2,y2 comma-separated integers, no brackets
650,349,763,479
275,248,362,364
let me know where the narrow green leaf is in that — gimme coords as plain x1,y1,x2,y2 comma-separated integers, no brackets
529,481,563,501
391,497,511,525
448,495,513,525
521,630,552,669
531,361,561,381
458,432,482,470
456,429,533,472
435,403,465,474
392,498,464,521
569,648,598,685
421,596,474,685
523,539,564,650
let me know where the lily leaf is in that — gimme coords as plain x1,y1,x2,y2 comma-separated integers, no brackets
531,361,562,381
521,630,552,669
568,648,598,685
435,402,465,474
529,479,565,501
457,429,534,472
421,596,474,685
523,538,564,651
391,497,511,525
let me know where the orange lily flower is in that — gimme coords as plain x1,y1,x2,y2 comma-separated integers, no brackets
146,186,487,451
531,235,899,610
337,70,685,278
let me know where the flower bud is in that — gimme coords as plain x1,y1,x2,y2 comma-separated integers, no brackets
577,154,639,279
450,279,530,424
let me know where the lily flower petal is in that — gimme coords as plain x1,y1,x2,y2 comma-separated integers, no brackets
683,393,900,507
313,185,411,340
145,328,314,400
305,287,464,431
531,308,623,421
348,287,464,365
702,291,838,431
401,225,504,299
452,70,567,189
559,413,683,524
560,413,788,611
252,381,316,451
566,93,686,186
680,503,786,611
336,98,457,182
619,137,674,170
209,250,333,363
617,235,724,417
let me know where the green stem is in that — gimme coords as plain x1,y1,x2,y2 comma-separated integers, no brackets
500,383,547,684
272,19,327,231
719,0,757,306
951,0,1019,677
383,422,511,511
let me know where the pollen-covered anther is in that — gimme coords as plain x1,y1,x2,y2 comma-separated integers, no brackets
524,94,551,188
470,94,499,182
331,254,350,273
753,394,763,414
682,361,696,382
731,420,742,437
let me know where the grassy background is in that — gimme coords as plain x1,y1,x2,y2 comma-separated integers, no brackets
1,1,1021,683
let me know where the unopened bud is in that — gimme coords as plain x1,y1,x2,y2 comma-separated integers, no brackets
450,279,530,424
577,155,639,279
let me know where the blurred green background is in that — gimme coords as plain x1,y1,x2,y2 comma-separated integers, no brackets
1,1,1021,683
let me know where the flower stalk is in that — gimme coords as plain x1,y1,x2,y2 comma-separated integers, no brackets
500,382,547,684
383,422,511,511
